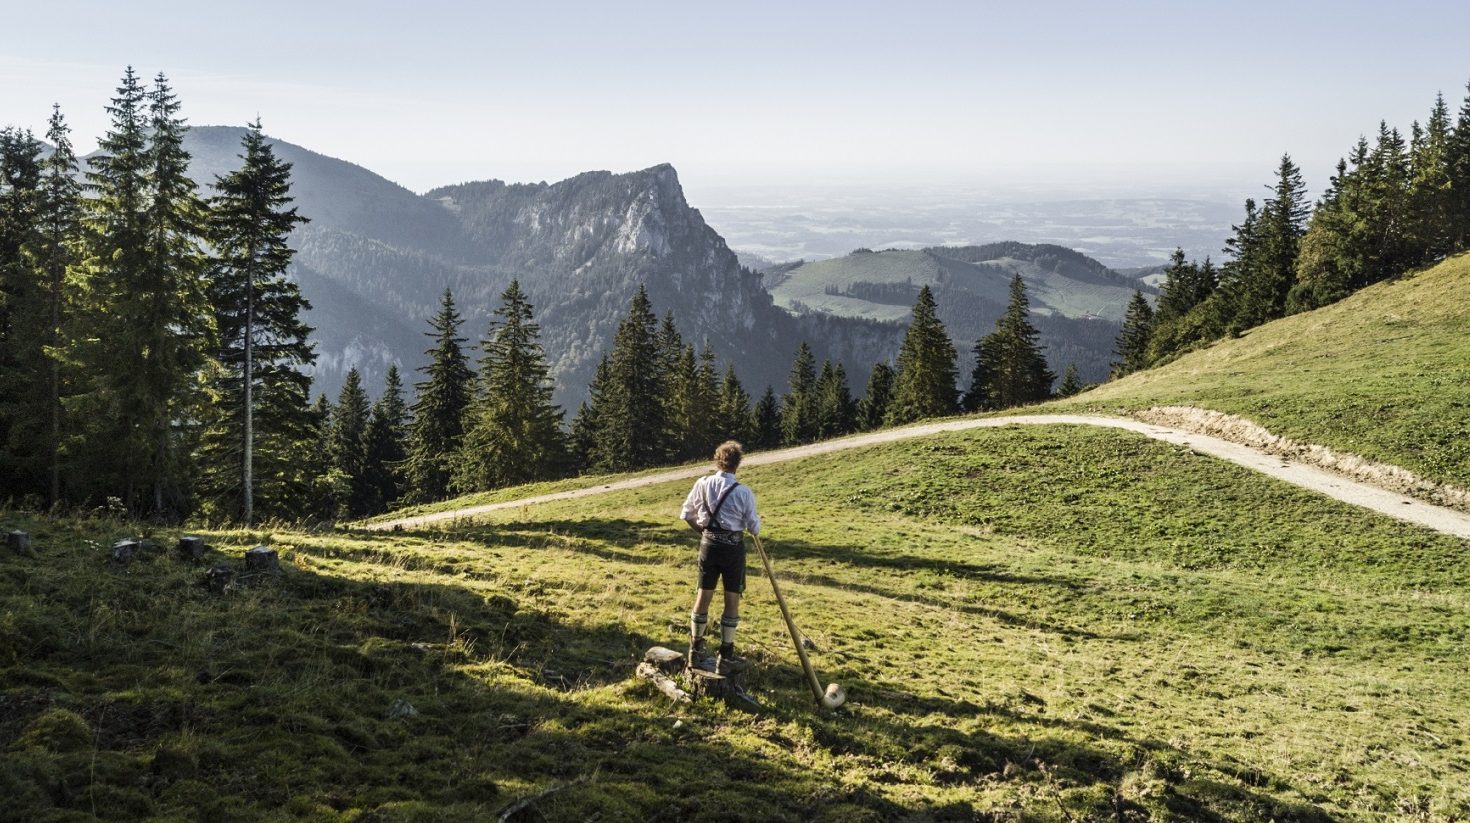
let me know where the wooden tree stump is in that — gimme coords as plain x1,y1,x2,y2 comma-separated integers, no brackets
6,530,35,557
636,646,756,707
244,546,280,574
643,646,686,675
111,539,141,567
176,536,206,563
204,565,233,594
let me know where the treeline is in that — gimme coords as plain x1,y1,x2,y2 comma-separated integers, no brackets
332,271,1076,519
1114,84,1470,375
0,69,317,524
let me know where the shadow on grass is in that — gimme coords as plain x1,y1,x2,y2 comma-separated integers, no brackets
1,511,1338,821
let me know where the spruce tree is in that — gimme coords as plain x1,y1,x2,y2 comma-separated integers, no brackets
714,365,753,444
70,69,214,515
780,342,818,444
1149,251,1219,361
199,120,313,524
0,128,44,502
1447,81,1470,251
752,386,782,449
1291,157,1360,312
813,359,855,438
36,107,82,506
885,285,957,425
1056,364,1082,398
1232,155,1309,330
690,341,720,457
455,280,565,491
1112,290,1155,378
305,394,345,519
588,286,665,471
1408,94,1454,261
328,368,372,517
404,289,473,502
569,356,611,472
668,343,698,459
856,362,895,431
363,365,409,513
969,275,1054,409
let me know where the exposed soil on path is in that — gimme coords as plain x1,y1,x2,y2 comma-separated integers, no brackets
364,414,1470,539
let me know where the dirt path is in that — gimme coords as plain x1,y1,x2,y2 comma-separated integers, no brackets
365,414,1470,539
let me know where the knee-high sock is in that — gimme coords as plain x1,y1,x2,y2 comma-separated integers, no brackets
720,616,739,645
691,612,709,642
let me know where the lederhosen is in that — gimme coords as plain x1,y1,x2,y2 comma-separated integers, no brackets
697,479,746,594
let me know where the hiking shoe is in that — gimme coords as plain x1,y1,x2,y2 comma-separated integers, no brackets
687,638,707,669
716,643,744,673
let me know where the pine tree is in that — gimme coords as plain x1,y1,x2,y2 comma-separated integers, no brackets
885,285,957,425
1112,290,1155,378
1447,81,1470,251
1232,155,1309,330
363,365,409,513
856,362,895,430
714,365,753,444
968,275,1054,409
751,386,782,450
328,368,372,517
403,289,474,502
780,342,818,444
305,394,345,519
569,356,611,472
198,120,313,524
813,359,855,438
1154,248,1215,322
689,341,720,457
0,127,44,502
36,107,82,506
455,280,565,491
656,311,686,459
1148,251,1219,361
587,286,665,472
1291,155,1360,312
1362,123,1413,284
1408,95,1454,261
1056,364,1082,397
1214,198,1261,335
70,69,214,515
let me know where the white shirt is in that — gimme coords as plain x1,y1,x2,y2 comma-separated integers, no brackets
680,471,761,535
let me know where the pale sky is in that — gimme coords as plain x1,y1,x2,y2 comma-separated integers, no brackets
1,0,1467,197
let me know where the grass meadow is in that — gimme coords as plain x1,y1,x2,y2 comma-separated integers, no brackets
4,425,1468,821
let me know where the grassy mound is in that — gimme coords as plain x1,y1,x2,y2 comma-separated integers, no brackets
4,425,1469,820
1053,252,1470,488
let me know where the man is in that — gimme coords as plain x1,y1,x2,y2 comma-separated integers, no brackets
680,440,761,671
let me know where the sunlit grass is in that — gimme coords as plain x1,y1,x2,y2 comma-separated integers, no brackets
4,424,1468,819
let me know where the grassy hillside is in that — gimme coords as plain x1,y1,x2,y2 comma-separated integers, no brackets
1055,253,1470,489
5,425,1468,820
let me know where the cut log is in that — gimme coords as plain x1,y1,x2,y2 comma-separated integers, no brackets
244,546,280,574
643,646,687,675
635,662,692,703
685,667,729,700
111,539,140,566
176,536,206,562
6,530,35,557
204,565,233,594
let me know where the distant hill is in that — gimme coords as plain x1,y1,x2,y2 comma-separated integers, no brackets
767,242,1151,383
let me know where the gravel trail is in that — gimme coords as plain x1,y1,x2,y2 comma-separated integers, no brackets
364,414,1470,539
